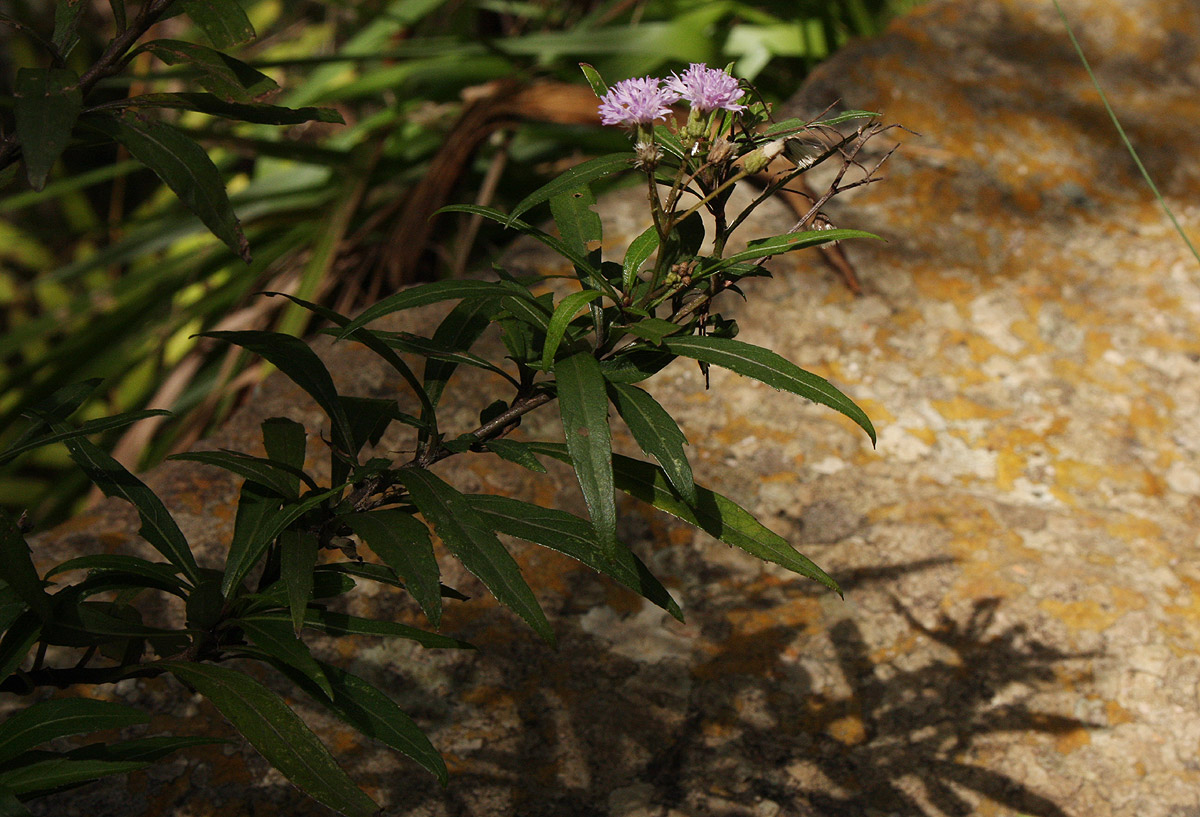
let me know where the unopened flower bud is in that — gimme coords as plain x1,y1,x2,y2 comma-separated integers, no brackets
741,138,786,174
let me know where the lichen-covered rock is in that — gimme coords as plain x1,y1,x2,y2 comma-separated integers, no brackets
21,0,1200,814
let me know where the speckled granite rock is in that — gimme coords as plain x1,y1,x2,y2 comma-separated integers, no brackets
18,0,1200,814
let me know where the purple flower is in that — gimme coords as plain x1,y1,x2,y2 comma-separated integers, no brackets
665,63,746,113
598,77,679,127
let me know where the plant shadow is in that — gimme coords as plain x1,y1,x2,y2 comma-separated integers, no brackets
377,557,1097,817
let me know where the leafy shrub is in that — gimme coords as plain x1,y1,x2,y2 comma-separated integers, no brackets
0,2,900,814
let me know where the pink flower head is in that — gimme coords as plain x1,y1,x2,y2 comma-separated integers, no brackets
598,76,679,127
665,63,746,113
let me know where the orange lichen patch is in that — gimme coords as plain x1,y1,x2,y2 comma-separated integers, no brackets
1009,319,1049,354
906,426,937,446
913,270,975,306
1084,330,1113,364
1038,599,1120,634
1104,514,1163,542
1105,700,1136,726
995,448,1025,491
827,714,868,746
869,631,918,664
1055,726,1092,754
930,396,1010,422
855,398,896,426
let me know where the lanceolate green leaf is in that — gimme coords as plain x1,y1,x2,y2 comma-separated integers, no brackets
436,205,602,283
261,417,307,496
340,279,520,337
107,93,343,125
466,495,683,621
236,612,332,699
269,660,448,786
622,225,659,290
0,699,148,765
528,443,840,594
84,113,250,262
555,352,619,561
138,41,277,102
0,511,51,622
0,410,170,467
483,439,547,473
506,153,630,226
13,68,82,191
169,449,315,499
0,614,41,685
578,62,608,97
161,662,379,817
53,435,200,585
423,297,497,409
179,0,256,48
51,0,86,58
607,383,696,506
542,290,604,371
660,335,876,444
707,229,878,270
44,556,187,598
280,530,319,635
343,511,441,627
0,757,149,798
398,467,555,645
549,185,602,264
259,608,471,650
200,331,355,457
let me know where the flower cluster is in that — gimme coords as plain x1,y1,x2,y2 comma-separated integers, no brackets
597,64,746,128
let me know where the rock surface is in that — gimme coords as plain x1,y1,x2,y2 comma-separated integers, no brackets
19,0,1200,814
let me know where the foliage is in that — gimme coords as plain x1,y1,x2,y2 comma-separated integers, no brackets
0,31,893,811
0,0,919,527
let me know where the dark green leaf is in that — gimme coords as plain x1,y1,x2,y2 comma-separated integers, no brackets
598,348,673,384
343,511,441,628
73,604,190,654
201,330,354,456
0,699,148,765
622,225,659,290
549,184,602,264
338,396,402,457
51,0,86,58
467,495,682,621
621,318,684,346
262,292,435,436
67,735,227,763
374,331,517,386
436,205,603,284
44,555,184,586
108,92,342,124
84,113,250,262
0,786,30,816
179,0,255,48
0,614,40,685
169,449,312,499
161,662,379,817
397,468,555,645
220,483,344,598
541,290,603,372
280,530,319,635
0,512,50,622
555,352,618,561
261,418,307,496
652,124,686,159
139,41,276,102
221,482,282,598
506,153,630,226
660,335,875,444
707,229,878,269
269,660,447,785
483,439,547,473
255,608,472,649
340,279,520,337
13,68,82,191
0,757,148,797
8,380,101,454
607,383,696,505
423,298,497,409
51,435,200,584
500,294,551,335
0,410,170,467
237,612,332,698
108,0,126,31
529,443,840,593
